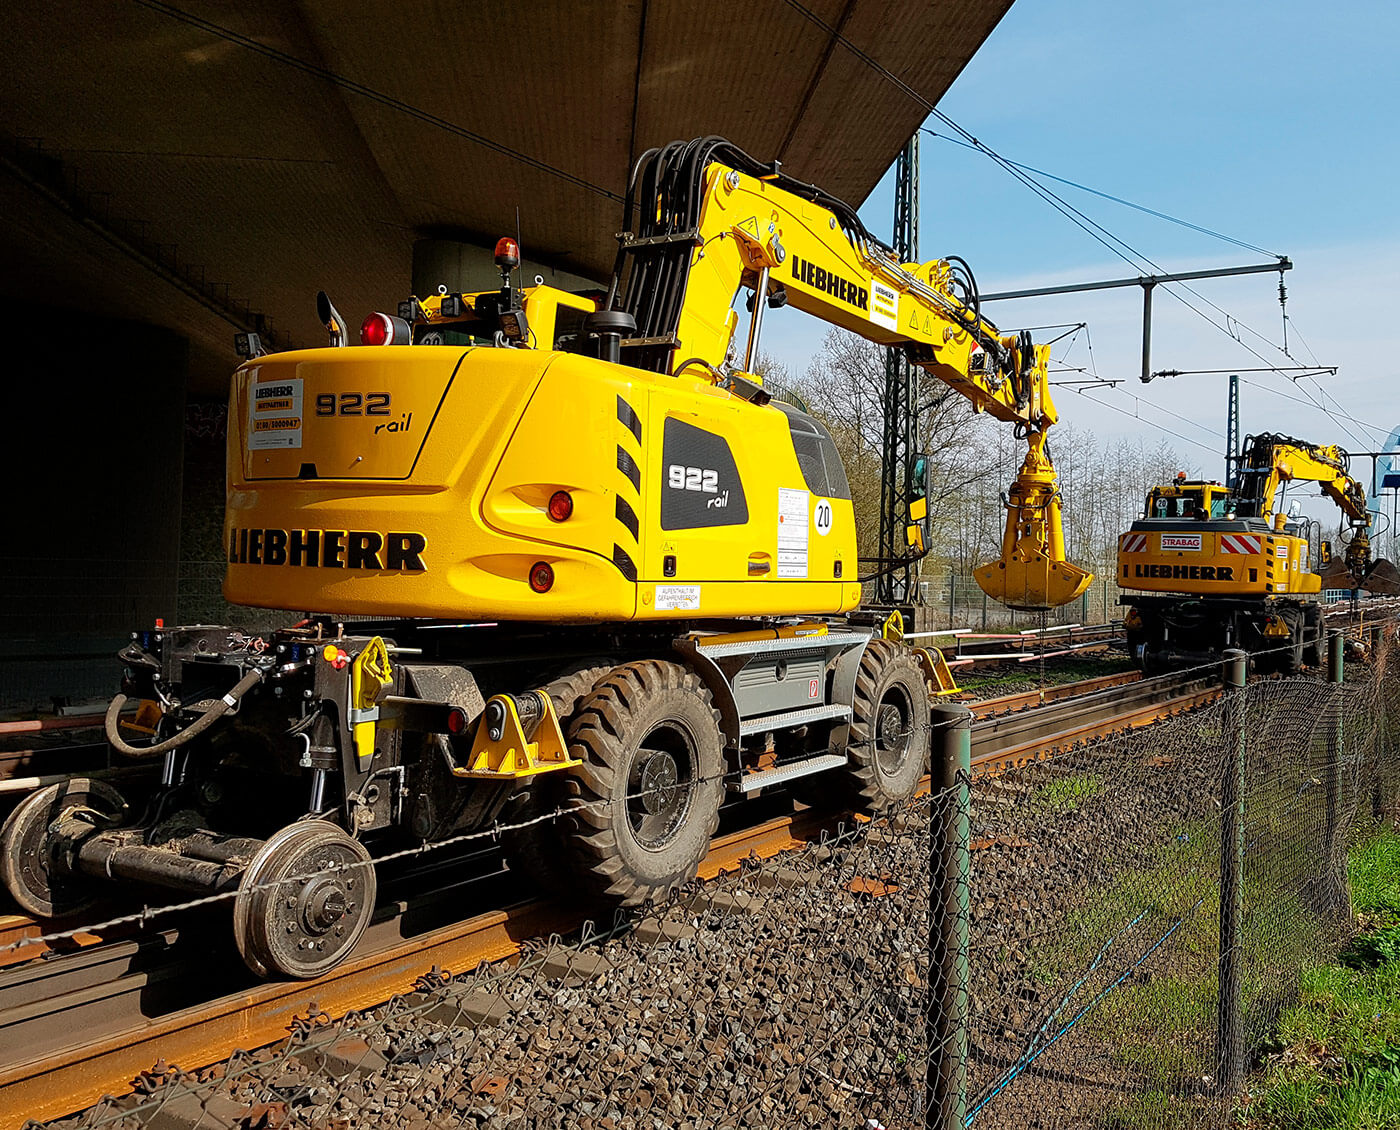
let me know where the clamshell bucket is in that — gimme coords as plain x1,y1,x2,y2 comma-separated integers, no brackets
1362,557,1400,596
976,551,1094,613
974,434,1094,612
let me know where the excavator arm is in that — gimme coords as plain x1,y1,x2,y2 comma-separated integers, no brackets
1236,433,1393,591
606,139,1092,611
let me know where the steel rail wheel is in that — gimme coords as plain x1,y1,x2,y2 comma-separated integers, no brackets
232,820,375,980
558,660,723,905
0,778,126,918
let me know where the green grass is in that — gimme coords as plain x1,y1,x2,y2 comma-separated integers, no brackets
1236,829,1400,1129
956,653,1137,695
1032,771,1106,814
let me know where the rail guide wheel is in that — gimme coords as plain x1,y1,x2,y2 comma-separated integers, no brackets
0,777,126,919
232,820,376,980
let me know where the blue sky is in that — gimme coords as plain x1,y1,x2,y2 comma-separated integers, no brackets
760,0,1400,498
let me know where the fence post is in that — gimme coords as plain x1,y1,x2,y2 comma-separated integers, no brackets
1217,648,1247,1094
928,702,971,1130
1325,630,1346,908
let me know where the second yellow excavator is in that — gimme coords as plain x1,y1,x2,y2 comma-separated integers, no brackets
1118,432,1399,672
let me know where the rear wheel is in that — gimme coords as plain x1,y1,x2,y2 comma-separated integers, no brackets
558,660,723,905
500,665,612,896
795,639,930,814
1278,607,1305,676
1301,603,1323,667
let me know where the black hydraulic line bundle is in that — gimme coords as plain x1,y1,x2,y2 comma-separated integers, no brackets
605,137,881,373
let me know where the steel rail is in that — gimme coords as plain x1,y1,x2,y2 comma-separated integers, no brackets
0,669,1217,1127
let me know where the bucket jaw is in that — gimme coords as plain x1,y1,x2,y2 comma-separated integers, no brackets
976,552,1094,613
973,432,1094,612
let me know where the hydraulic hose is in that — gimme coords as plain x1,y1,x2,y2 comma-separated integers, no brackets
104,667,264,758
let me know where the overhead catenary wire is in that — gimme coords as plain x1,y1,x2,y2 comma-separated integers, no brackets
775,0,1377,452
1073,388,1221,456
919,128,1280,259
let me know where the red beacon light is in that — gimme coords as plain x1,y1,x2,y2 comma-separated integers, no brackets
360,311,411,346
494,237,521,271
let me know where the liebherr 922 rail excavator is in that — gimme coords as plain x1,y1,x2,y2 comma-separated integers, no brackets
1119,432,1399,673
2,138,1092,979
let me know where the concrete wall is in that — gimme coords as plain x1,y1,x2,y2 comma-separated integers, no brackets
2,309,187,708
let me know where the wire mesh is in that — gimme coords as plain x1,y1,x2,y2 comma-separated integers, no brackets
20,622,1400,1130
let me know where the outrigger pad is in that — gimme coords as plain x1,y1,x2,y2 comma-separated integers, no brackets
973,555,1094,613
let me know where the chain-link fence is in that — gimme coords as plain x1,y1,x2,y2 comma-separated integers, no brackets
22,625,1400,1130
916,574,1125,633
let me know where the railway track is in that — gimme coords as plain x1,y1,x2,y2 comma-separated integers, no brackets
0,666,1218,1127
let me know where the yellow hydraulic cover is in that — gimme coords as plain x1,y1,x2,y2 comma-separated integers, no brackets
224,345,861,622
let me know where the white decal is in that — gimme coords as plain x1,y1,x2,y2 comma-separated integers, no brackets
777,488,809,578
1275,546,1288,558
1161,534,1202,551
248,374,303,450
869,280,899,332
668,464,720,493
813,498,834,537
654,584,701,612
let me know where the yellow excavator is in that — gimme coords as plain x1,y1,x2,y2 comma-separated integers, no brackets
1119,431,1399,672
1,138,1092,979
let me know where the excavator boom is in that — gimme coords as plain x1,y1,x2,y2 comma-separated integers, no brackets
608,140,1091,609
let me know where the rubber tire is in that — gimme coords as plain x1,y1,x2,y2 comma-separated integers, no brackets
558,660,724,905
795,638,931,815
1302,604,1323,667
1278,607,1305,677
500,665,613,897
0,778,126,918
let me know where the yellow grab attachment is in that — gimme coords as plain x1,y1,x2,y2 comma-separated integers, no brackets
974,432,1094,612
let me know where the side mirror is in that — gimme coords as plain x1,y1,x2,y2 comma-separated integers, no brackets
904,453,932,552
1319,540,1332,565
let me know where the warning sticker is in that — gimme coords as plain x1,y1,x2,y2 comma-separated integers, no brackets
869,280,899,332
248,375,303,450
777,488,809,579
655,584,701,612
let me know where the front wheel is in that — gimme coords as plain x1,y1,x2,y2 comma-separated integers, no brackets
558,660,724,905
797,639,930,814
232,821,376,980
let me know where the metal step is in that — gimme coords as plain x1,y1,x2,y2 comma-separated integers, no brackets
692,631,870,659
737,702,852,738
736,753,847,796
